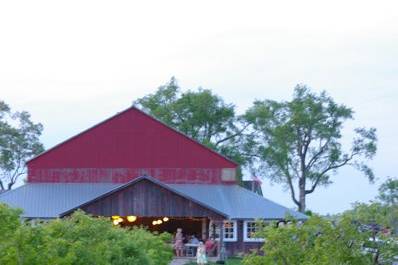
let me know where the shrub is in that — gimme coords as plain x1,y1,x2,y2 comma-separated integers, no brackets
243,216,374,265
0,205,173,265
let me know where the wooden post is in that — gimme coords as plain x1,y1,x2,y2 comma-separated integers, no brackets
202,218,207,240
217,220,226,261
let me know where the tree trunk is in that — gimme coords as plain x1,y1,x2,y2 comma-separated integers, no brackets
298,178,306,212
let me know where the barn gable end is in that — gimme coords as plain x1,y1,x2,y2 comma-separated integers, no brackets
28,107,237,184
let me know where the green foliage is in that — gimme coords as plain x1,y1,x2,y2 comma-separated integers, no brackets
243,216,374,265
243,85,377,212
126,228,173,265
134,77,249,170
378,177,398,206
342,202,398,264
0,100,44,190
0,206,173,265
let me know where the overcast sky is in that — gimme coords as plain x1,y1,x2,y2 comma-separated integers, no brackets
1,0,397,214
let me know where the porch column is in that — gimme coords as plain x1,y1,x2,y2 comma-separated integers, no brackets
215,219,226,261
201,218,207,240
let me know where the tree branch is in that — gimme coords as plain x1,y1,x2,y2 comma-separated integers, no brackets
306,138,331,170
305,152,358,194
214,123,250,146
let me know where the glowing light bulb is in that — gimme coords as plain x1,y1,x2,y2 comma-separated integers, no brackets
163,217,169,222
152,220,157,225
127,216,137,222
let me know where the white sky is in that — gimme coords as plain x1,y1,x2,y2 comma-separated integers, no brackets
1,0,397,214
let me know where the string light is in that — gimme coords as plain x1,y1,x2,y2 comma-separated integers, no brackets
152,220,157,225
163,217,169,222
157,220,163,224
127,216,137,222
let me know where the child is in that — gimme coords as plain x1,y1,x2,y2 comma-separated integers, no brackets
196,241,207,265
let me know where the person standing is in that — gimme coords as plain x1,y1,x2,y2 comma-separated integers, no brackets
174,228,184,257
196,242,208,265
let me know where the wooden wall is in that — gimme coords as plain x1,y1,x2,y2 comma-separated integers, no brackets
28,107,237,184
78,179,225,219
225,220,263,256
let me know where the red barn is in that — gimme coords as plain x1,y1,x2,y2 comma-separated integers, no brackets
0,106,306,256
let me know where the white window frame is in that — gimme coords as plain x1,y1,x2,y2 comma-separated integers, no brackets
243,220,265,242
209,220,238,242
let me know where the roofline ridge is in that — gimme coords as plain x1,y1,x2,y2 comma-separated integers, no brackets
131,107,238,166
26,106,136,164
0,184,27,199
59,175,228,218
27,106,238,167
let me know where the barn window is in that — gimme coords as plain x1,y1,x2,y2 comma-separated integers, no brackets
209,220,237,242
243,220,265,242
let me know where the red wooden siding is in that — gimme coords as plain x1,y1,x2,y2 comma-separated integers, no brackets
69,179,225,219
27,107,237,184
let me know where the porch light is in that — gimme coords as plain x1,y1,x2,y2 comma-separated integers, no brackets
163,217,169,222
127,216,137,222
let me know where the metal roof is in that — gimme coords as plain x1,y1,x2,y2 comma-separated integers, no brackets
169,184,307,220
0,178,307,220
60,176,229,218
0,183,118,218
241,180,263,196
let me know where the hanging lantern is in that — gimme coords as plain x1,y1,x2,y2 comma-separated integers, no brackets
163,217,169,222
127,216,137,222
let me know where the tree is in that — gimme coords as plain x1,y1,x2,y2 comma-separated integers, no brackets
243,216,373,265
134,77,249,167
378,177,398,206
0,101,44,190
244,85,377,212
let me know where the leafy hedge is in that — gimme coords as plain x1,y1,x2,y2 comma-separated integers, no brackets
243,215,398,265
0,204,173,265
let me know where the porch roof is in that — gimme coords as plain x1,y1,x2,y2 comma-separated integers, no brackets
0,176,307,220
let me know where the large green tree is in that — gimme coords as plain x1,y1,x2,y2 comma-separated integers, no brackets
378,177,398,206
244,85,377,212
0,101,44,190
134,77,249,167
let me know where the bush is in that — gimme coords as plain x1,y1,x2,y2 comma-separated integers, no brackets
0,204,173,265
243,216,374,265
